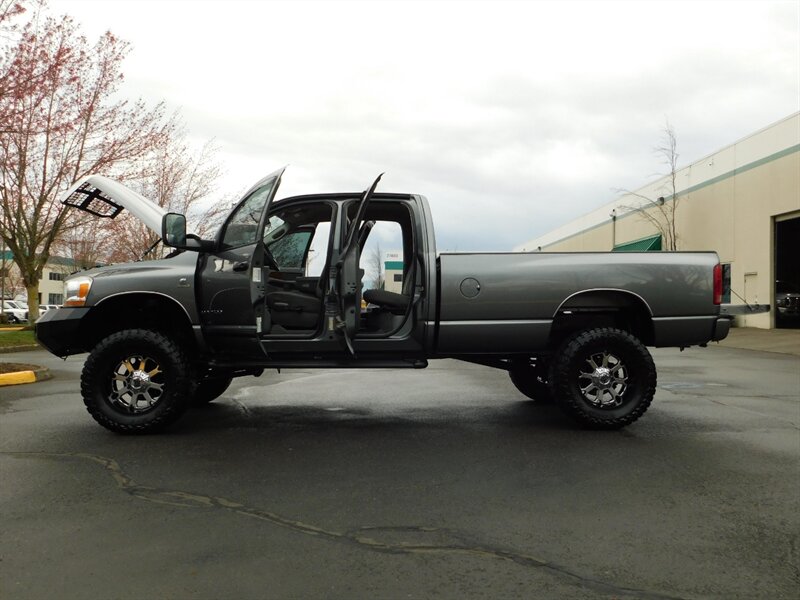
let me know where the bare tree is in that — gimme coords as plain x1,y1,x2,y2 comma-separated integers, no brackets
1,258,24,299
0,1,25,38
0,9,167,319
54,215,113,271
103,117,227,263
368,242,384,290
616,120,681,251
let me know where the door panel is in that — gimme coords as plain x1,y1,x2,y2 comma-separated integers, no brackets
198,243,261,357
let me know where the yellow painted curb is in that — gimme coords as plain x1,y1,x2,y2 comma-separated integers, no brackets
0,370,37,385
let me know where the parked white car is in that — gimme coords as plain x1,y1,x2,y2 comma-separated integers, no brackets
38,304,61,316
1,300,29,324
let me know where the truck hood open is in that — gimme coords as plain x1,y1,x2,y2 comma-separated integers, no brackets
61,175,167,236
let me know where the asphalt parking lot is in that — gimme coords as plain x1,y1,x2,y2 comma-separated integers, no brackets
1,345,798,599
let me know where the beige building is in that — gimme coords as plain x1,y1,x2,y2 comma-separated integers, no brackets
384,259,404,294
1,252,76,307
516,113,800,329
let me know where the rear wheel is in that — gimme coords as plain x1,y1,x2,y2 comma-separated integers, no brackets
549,327,656,429
81,329,193,434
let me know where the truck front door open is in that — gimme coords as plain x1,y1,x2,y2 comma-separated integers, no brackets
197,168,285,357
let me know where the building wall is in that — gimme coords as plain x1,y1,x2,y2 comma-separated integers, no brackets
515,113,800,329
384,260,404,294
40,266,67,305
1,252,74,306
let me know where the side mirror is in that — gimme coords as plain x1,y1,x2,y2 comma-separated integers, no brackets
162,213,187,248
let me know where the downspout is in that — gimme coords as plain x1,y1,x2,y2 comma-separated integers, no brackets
610,209,617,249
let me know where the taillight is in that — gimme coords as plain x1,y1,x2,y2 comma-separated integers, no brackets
713,263,722,305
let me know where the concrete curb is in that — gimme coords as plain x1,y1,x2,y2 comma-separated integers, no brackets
0,365,51,386
0,344,40,354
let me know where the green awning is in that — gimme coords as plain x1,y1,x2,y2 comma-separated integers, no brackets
613,234,662,252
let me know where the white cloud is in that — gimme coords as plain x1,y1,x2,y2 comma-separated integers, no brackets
51,0,800,250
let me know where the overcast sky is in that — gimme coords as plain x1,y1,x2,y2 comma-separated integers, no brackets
53,0,799,251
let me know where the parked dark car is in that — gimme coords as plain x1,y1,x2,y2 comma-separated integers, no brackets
775,280,800,326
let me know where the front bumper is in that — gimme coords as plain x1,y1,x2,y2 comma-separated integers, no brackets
35,307,91,357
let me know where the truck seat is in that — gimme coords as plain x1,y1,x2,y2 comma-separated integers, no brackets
363,289,410,314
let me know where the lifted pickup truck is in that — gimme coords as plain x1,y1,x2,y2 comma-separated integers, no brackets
37,169,733,433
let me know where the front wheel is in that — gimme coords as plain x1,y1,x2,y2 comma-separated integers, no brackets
81,329,193,434
549,328,656,429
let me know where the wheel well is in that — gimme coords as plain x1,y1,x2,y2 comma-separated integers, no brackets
79,294,197,356
548,291,654,349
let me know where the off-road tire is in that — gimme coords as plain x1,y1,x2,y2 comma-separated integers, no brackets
192,377,233,406
509,361,553,403
81,329,193,434
549,327,656,429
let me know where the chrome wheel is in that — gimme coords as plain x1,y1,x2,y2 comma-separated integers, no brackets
577,350,628,408
109,355,164,413
551,328,656,429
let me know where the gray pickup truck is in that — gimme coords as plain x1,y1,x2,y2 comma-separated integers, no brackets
37,169,732,433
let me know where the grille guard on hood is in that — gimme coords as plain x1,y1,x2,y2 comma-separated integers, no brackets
61,175,167,236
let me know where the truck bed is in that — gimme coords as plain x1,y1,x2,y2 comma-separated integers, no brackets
435,251,721,354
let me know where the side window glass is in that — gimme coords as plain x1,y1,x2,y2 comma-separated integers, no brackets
221,180,276,248
269,231,312,270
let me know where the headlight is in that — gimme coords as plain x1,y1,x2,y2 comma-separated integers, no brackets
64,276,93,307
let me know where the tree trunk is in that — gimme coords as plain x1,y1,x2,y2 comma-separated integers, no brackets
26,283,39,324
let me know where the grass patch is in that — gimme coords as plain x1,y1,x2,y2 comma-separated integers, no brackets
0,330,37,348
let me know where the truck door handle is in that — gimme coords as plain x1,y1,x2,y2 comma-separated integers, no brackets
233,261,249,272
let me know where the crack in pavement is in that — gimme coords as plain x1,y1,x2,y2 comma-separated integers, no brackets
3,451,687,600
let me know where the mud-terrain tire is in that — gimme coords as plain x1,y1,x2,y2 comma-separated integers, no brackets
81,329,193,434
509,361,553,403
549,327,656,429
192,377,233,406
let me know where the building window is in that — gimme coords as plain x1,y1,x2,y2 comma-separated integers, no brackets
721,264,731,304
48,293,63,305
48,272,65,281
393,274,403,282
